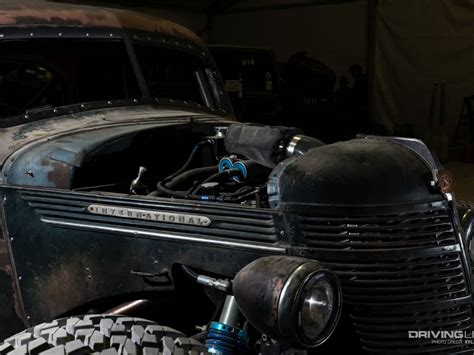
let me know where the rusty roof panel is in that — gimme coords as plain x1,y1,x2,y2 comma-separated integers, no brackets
0,1,202,43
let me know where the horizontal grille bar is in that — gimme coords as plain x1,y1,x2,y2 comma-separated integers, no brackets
329,253,468,304
300,207,457,250
352,305,473,354
292,201,473,354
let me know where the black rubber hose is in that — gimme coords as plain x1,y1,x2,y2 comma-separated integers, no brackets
166,166,217,190
182,265,200,281
162,140,213,184
152,167,217,197
191,168,242,195
156,182,192,199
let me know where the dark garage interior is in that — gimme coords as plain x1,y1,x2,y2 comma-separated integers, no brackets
0,1,474,354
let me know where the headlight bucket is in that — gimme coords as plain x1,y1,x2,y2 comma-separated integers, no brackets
233,256,342,348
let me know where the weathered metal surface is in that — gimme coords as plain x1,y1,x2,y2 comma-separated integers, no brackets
0,1,202,44
0,207,27,338
1,186,286,325
0,106,213,168
1,113,233,188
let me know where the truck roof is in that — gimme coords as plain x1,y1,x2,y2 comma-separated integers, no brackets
0,1,202,43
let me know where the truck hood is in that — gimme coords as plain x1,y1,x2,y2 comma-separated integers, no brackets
0,105,229,167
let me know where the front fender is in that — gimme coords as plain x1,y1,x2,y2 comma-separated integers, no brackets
0,203,27,338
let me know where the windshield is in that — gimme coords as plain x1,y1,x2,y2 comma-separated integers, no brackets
0,38,215,119
0,39,141,118
133,43,212,106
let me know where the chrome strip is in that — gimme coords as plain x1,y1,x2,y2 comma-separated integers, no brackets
286,135,302,157
41,217,287,253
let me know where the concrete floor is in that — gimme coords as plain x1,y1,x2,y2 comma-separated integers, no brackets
445,162,474,201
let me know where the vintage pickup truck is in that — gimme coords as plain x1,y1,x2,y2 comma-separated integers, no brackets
0,2,472,355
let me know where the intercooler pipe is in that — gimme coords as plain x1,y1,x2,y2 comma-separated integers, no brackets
223,123,324,168
286,135,325,157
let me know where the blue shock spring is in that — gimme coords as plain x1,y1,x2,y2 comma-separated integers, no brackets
205,322,247,355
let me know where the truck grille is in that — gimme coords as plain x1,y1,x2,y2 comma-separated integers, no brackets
293,201,474,354
300,207,457,249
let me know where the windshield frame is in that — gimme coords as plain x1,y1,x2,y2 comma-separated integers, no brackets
0,25,232,127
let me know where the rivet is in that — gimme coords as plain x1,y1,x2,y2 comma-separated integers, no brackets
58,32,62,37
133,99,138,103
30,32,34,37
80,104,85,109
86,33,90,37
26,316,31,320
107,101,112,105
9,237,13,242
2,195,6,202
53,108,58,113
18,276,22,281
109,33,114,37
24,114,29,119
0,34,4,38
87,275,92,279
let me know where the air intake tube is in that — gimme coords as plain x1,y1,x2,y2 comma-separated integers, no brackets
224,123,324,168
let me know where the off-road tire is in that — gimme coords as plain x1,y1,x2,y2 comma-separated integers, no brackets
0,315,208,355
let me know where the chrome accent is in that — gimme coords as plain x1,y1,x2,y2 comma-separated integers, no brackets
197,275,231,291
219,295,241,327
87,204,212,227
286,135,302,157
129,166,148,195
41,217,287,253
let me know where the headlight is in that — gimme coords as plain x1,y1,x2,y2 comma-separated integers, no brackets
233,256,342,348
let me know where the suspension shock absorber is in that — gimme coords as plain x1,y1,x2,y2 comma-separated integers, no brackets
205,295,248,354
182,266,248,354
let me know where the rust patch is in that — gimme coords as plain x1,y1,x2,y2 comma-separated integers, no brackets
34,253,106,321
47,161,72,189
437,170,454,193
0,2,202,44
0,239,27,331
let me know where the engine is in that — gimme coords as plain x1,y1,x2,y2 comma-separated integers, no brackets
145,123,324,208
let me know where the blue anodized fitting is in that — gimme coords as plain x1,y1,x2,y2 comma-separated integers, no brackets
205,321,248,355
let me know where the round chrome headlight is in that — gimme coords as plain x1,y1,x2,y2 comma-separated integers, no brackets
233,256,342,348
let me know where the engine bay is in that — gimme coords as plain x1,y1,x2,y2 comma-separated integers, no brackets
72,123,324,209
